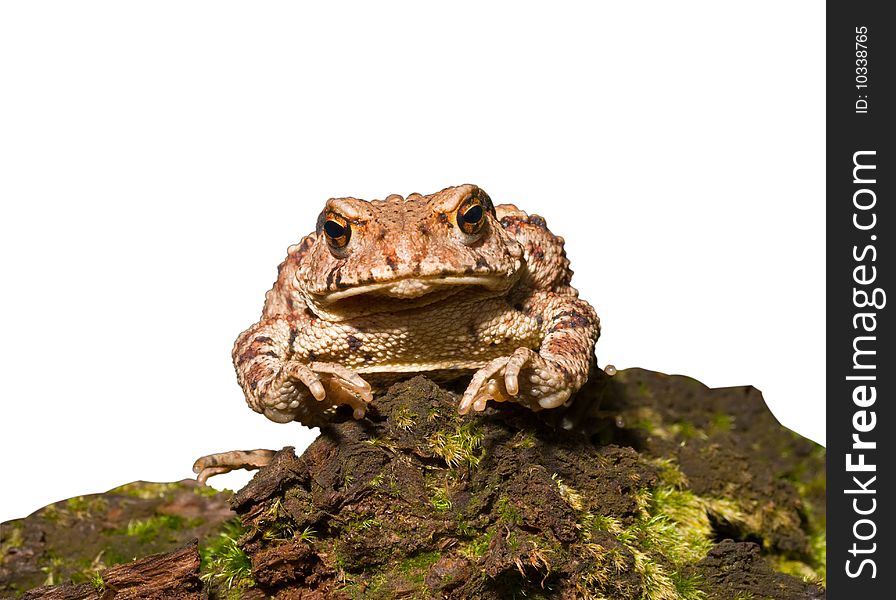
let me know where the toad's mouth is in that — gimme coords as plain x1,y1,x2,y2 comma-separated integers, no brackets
320,275,508,303
306,275,515,320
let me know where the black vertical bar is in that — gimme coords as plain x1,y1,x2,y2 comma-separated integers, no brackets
827,0,894,596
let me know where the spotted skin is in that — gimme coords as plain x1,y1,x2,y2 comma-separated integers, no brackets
194,184,600,482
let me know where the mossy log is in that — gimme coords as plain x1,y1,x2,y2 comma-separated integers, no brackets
2,369,826,599
16,541,201,599
223,370,826,599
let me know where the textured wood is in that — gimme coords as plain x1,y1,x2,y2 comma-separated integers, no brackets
19,541,201,600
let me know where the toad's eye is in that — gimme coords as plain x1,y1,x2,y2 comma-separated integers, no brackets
323,214,351,249
457,197,486,235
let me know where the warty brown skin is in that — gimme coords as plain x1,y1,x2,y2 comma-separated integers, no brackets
194,184,599,482
233,183,599,425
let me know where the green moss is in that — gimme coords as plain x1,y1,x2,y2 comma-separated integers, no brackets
40,555,66,586
365,436,399,453
392,407,417,430
671,572,707,600
428,422,484,470
33,550,108,589
259,498,296,542
397,550,440,584
628,513,710,567
461,530,494,558
631,550,679,600
118,514,186,543
108,481,184,499
548,462,720,598
68,553,108,587
629,408,660,435
430,487,452,512
650,458,689,489
573,485,721,599
193,484,228,498
576,543,626,593
0,521,24,559
589,514,623,535
701,495,806,554
496,495,522,525
709,412,735,433
552,473,586,512
65,495,108,517
769,555,822,584
39,504,62,523
387,478,403,499
768,523,825,584
348,517,382,532
363,465,403,499
647,489,714,564
511,432,537,449
583,480,825,597
765,518,825,584
455,517,475,538
333,549,350,573
88,570,105,592
199,519,254,593
634,487,653,514
101,547,134,566
298,526,318,542
808,528,826,581
336,568,388,599
795,476,826,513
637,381,652,398
623,407,714,444
785,462,826,584
261,519,295,542
669,422,707,441
369,471,386,488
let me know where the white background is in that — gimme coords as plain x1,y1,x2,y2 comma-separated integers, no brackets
0,2,824,523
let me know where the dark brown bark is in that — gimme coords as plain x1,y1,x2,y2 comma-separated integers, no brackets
19,541,201,600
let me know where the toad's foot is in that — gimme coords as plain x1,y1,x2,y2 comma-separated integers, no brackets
261,360,373,425
459,347,573,415
192,449,277,485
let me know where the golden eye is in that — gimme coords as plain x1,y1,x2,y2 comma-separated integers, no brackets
323,214,351,249
457,197,486,235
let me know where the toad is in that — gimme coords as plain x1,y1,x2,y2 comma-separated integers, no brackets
194,184,600,482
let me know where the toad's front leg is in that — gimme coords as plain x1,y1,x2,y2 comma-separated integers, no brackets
193,317,373,483
232,317,373,425
460,291,599,414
